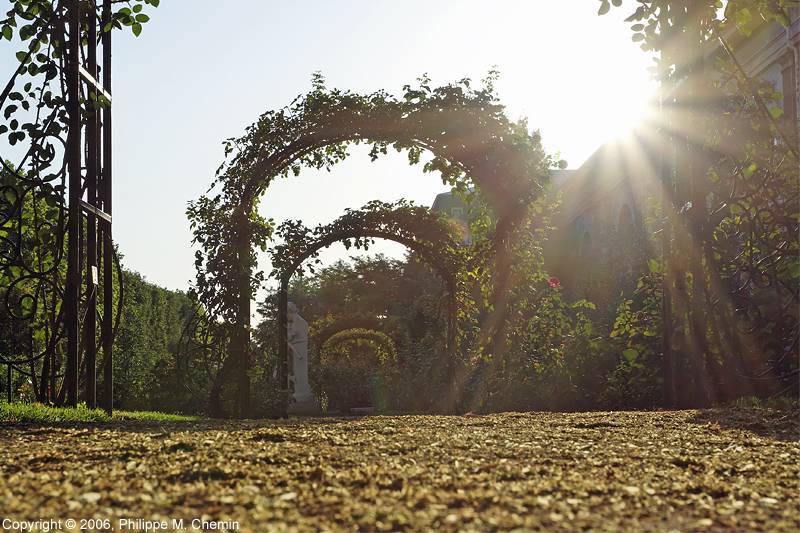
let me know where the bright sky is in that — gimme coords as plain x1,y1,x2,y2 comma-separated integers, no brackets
1,0,656,294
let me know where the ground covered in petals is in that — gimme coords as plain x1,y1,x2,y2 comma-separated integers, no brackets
1,408,798,531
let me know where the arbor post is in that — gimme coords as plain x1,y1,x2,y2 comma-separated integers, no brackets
64,0,82,407
278,276,290,418
101,0,114,415
84,1,99,409
234,214,252,418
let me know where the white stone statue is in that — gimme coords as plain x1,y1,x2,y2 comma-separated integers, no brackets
287,301,314,405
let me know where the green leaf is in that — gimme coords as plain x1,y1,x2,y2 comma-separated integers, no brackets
15,50,27,63
597,1,610,16
648,258,661,274
3,188,17,203
135,14,150,23
735,7,752,27
2,26,12,41
789,262,800,279
769,106,784,119
37,226,52,243
132,23,143,36
622,348,638,363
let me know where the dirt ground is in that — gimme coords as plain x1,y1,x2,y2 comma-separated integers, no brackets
0,408,798,532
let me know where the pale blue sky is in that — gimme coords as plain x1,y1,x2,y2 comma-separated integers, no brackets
1,0,655,294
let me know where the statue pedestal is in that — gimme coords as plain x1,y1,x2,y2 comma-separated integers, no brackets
287,397,321,416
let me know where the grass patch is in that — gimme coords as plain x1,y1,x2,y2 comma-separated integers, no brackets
0,402,202,424
0,402,109,423
114,409,201,423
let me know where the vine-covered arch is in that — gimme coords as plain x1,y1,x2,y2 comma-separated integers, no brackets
269,200,465,400
188,75,558,416
311,314,399,351
220,74,551,217
320,328,398,365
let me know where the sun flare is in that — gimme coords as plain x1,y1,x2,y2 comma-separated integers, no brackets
600,83,658,140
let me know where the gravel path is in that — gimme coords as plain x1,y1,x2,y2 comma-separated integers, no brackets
1,408,798,531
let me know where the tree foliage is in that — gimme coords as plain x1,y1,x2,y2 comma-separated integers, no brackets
600,0,799,402
112,271,201,413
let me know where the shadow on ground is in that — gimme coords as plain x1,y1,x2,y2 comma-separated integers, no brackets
688,407,799,442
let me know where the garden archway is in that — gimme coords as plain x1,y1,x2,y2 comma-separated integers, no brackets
315,327,398,412
188,76,556,416
269,201,465,406
311,314,400,352
320,328,398,364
